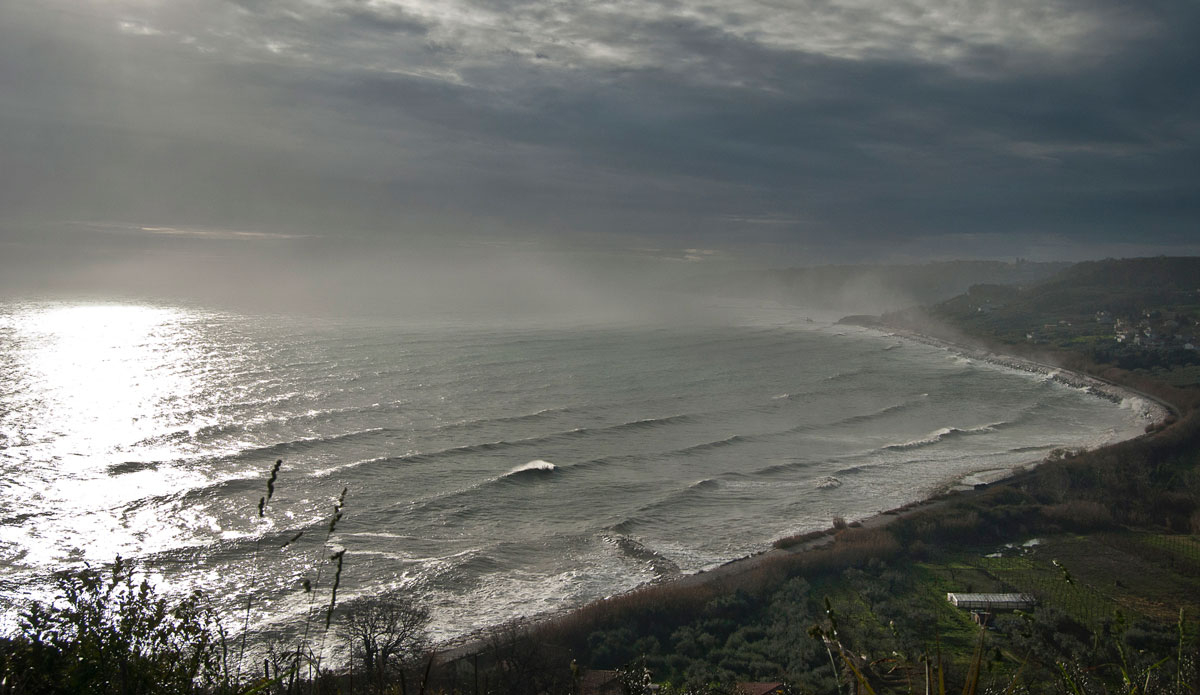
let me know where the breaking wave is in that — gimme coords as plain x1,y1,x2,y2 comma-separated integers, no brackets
502,460,558,479
602,533,681,578
882,422,1010,451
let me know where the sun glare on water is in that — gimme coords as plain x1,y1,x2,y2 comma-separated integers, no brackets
0,303,216,567
19,305,196,456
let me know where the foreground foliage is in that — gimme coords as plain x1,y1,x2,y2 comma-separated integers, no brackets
1,558,231,694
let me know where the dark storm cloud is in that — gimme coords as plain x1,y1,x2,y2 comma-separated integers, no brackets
0,0,1197,268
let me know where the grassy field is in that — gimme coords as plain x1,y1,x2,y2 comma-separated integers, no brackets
897,532,1200,629
781,530,1200,691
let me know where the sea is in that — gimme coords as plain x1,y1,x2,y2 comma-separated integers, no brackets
0,299,1153,641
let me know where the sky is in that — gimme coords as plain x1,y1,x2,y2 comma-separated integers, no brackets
1,0,1198,306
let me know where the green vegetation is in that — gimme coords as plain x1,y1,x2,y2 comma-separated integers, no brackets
1,558,232,694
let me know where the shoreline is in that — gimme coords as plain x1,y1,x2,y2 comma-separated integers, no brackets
867,324,1176,422
862,324,1174,493
435,324,1176,660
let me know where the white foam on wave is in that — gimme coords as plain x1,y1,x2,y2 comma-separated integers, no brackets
1039,369,1061,382
1119,396,1157,421
816,475,842,489
308,454,394,478
886,422,1004,450
505,459,557,476
889,426,956,449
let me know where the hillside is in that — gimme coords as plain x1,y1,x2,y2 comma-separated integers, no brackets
895,256,1200,387
687,259,1069,311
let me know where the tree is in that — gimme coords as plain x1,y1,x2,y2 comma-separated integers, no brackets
338,588,430,690
481,620,574,695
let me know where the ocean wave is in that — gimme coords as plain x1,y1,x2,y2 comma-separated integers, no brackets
563,453,642,474
607,517,645,535
824,368,867,382
882,422,1007,451
308,455,395,478
222,428,389,463
834,396,929,427
816,475,842,489
748,459,820,477
832,462,885,476
1120,396,1156,419
142,395,331,443
137,415,392,452
674,434,755,455
399,547,493,592
1008,444,1056,455
759,395,932,441
454,551,504,575
434,407,575,433
559,433,760,476
614,474,763,528
108,460,161,475
358,428,588,470
609,415,696,432
399,413,699,466
397,459,568,519
601,533,681,578
398,438,537,464
500,460,558,480
133,516,337,566
568,413,696,437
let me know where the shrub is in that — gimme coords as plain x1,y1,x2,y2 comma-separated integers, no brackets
2,558,231,695
1041,500,1114,530
773,528,830,550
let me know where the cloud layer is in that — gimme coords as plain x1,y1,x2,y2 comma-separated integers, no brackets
1,0,1197,271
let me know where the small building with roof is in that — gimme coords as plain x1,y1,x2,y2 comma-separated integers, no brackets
947,593,1035,626
946,593,1035,611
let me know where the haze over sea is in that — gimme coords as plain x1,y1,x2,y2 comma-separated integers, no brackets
0,299,1152,640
